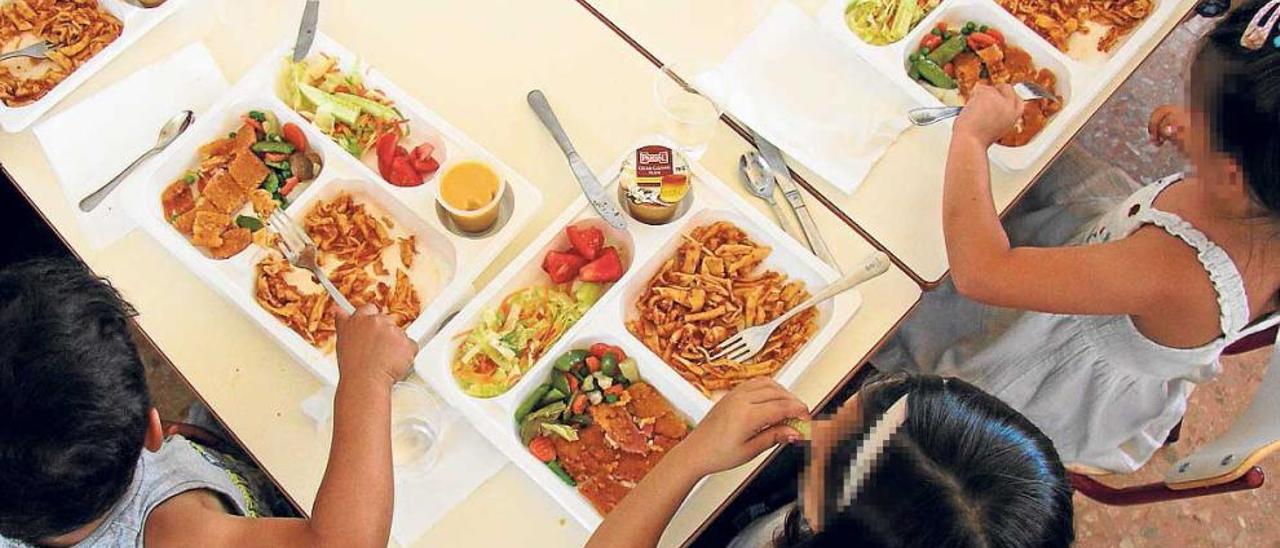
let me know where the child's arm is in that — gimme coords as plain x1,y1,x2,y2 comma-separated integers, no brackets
943,85,1186,317
146,305,416,548
586,378,808,548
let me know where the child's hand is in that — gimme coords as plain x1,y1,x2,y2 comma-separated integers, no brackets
675,378,809,477
954,84,1025,147
334,304,417,388
1148,104,1190,151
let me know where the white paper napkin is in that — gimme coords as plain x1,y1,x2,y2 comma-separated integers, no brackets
692,2,913,195
33,42,228,249
300,384,507,546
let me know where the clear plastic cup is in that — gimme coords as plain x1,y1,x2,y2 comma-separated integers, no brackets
389,382,453,481
653,65,721,160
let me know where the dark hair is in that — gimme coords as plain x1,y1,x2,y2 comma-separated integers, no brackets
0,259,151,542
778,374,1074,548
1192,0,1280,213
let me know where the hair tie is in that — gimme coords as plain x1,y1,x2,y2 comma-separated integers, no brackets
838,394,909,509
1242,0,1280,50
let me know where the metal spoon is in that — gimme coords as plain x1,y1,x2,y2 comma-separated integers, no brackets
907,82,1059,127
80,110,194,213
738,151,799,239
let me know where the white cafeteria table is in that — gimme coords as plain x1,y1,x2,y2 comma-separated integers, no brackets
0,1,920,546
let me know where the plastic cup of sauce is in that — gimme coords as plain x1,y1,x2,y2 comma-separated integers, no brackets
437,160,505,233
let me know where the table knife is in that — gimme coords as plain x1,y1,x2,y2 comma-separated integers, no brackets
292,0,320,63
751,131,839,269
527,90,628,231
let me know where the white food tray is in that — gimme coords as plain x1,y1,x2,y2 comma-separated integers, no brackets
0,0,187,133
818,0,1184,170
128,34,542,385
418,138,863,530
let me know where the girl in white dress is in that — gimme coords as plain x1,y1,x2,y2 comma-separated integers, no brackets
876,0,1280,473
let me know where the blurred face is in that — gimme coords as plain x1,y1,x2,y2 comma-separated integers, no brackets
801,393,865,532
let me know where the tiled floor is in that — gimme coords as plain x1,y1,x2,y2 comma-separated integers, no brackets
135,9,1280,546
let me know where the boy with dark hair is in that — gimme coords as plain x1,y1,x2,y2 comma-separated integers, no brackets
0,259,416,547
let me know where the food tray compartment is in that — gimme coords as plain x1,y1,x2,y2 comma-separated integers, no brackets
438,206,636,404
992,0,1166,65
240,175,461,382
477,332,707,530
900,0,1074,169
618,207,850,404
0,0,188,132
132,90,333,273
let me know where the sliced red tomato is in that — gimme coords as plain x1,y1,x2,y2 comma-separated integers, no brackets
388,156,424,187
585,356,601,373
529,436,557,463
604,384,625,396
263,152,289,163
589,343,613,359
375,132,399,179
565,224,604,260
579,246,624,283
604,345,626,362
565,373,580,393
985,28,1006,46
412,155,440,175
967,32,997,50
282,122,308,153
541,250,587,284
921,34,942,50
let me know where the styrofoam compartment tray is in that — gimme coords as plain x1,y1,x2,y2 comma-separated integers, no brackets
128,34,542,385
0,0,188,133
818,0,1182,170
418,138,863,529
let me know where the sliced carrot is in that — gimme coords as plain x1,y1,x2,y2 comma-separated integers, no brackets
529,436,556,463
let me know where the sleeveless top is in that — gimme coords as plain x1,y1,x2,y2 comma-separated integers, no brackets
878,171,1280,473
1,436,279,547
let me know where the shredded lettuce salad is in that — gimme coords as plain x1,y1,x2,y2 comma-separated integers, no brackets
280,54,408,158
845,0,940,45
452,282,605,398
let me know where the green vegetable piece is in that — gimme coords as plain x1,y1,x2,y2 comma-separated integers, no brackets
920,47,932,56
582,374,597,392
601,355,619,377
540,422,579,442
334,92,403,122
263,172,281,193
931,28,942,36
253,141,296,154
183,172,197,184
908,62,922,80
554,349,589,372
515,384,552,422
618,358,640,383
603,394,619,404
235,215,264,232
551,372,571,397
540,387,567,405
547,461,576,487
927,35,969,66
979,24,989,32
916,59,957,89
249,111,266,122
964,22,976,33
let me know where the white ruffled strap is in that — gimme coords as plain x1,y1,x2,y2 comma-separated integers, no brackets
1136,209,1251,339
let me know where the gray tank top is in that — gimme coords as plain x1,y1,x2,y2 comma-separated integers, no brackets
2,436,277,547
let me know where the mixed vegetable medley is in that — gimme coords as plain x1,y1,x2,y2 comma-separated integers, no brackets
908,21,1062,147
515,343,690,514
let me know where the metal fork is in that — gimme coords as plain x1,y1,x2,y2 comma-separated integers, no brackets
0,41,55,63
708,252,891,363
267,208,357,315
908,82,1060,127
